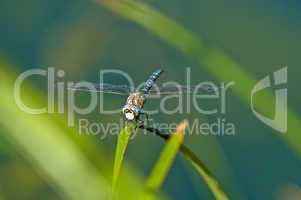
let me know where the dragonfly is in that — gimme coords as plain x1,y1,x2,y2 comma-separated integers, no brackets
69,69,214,121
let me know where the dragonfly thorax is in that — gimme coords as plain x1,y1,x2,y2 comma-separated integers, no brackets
122,92,145,120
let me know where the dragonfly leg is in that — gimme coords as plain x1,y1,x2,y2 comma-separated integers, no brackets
136,118,145,127
138,112,150,126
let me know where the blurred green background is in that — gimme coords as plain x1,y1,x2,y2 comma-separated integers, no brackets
0,0,300,199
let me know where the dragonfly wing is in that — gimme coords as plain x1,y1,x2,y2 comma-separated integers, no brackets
146,84,217,96
68,83,132,95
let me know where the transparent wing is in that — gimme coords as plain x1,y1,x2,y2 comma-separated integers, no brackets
146,84,216,96
68,83,132,95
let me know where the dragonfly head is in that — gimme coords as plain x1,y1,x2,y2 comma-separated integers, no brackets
122,104,141,121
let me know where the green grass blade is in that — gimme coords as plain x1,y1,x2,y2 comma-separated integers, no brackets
145,121,187,192
112,122,136,190
96,0,301,161
0,59,153,200
0,63,109,200
180,145,229,200
143,126,230,200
